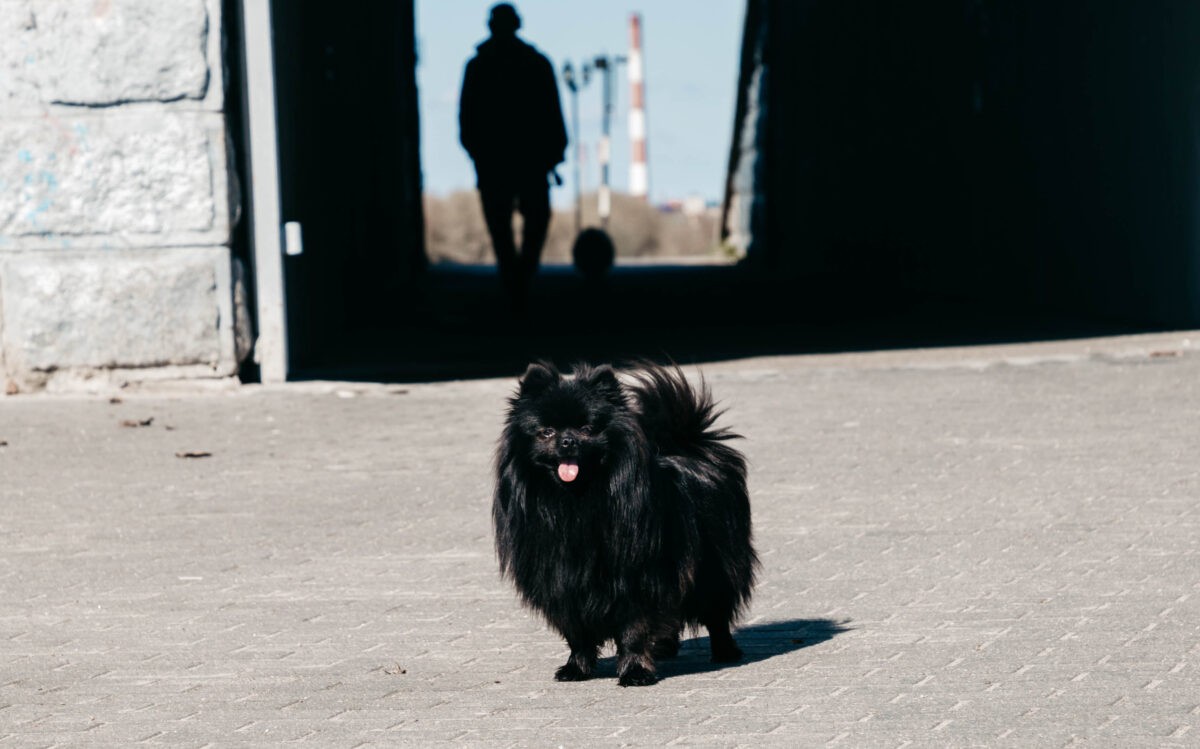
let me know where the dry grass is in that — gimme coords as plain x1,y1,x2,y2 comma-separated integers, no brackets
424,190,726,265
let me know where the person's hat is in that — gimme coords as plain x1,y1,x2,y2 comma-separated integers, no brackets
488,3,521,34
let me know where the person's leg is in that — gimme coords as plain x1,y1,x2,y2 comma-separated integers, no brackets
479,185,518,275
516,176,552,277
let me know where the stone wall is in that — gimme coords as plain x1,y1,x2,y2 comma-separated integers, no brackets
0,0,241,391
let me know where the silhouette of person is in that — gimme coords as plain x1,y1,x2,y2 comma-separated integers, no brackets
459,3,567,300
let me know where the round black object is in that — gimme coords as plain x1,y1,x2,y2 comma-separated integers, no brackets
572,228,615,280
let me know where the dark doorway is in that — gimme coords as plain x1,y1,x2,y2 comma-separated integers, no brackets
267,0,773,382
271,0,424,375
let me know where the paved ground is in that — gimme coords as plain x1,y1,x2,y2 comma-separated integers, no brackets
2,331,1199,747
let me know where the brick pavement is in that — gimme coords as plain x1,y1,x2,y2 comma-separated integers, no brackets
1,332,1198,746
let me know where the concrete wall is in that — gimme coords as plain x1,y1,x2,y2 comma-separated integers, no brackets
0,0,241,391
721,0,768,264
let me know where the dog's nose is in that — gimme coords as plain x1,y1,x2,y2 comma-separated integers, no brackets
560,435,577,449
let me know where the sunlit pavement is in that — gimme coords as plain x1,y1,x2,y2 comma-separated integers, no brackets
2,331,1198,746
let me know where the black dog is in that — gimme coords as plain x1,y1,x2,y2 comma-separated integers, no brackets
493,362,758,686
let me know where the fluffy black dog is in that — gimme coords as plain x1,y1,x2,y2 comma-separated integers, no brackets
493,361,758,686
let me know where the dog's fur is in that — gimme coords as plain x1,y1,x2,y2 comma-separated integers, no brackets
493,362,758,686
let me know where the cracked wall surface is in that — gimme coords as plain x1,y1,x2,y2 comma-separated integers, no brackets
0,0,238,390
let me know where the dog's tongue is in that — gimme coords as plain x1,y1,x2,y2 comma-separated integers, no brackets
558,461,580,483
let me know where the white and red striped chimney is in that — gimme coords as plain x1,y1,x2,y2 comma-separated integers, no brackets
628,13,649,201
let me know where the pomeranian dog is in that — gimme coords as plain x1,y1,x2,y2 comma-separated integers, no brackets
493,361,758,686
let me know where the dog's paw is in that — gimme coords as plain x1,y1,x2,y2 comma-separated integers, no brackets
617,663,658,687
710,642,744,663
554,662,592,682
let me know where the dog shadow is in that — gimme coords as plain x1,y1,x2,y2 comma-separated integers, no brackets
596,618,852,681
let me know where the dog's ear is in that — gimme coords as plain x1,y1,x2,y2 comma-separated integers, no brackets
519,361,559,396
581,365,622,399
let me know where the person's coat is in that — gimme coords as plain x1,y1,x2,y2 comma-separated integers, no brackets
460,35,568,182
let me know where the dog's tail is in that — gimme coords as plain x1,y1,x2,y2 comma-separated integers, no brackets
626,362,742,457
628,361,757,623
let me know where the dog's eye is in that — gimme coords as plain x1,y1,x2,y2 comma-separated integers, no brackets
579,425,593,436
539,427,556,439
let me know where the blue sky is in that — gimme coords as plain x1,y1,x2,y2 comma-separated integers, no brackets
416,0,745,205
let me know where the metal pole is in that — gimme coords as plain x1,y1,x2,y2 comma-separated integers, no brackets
571,77,582,234
596,57,611,230
594,54,625,230
563,61,587,235
239,0,289,382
